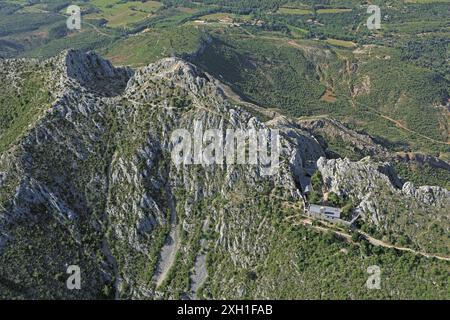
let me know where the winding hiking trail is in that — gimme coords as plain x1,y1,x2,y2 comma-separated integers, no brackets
359,230,450,262
288,215,450,262
377,113,450,146
359,104,450,146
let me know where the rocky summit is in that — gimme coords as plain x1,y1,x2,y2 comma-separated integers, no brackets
0,50,448,300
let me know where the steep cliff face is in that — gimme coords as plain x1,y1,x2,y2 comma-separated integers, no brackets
0,51,448,299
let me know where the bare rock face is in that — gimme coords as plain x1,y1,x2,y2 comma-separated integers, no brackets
402,182,450,206
316,157,398,198
317,156,449,209
47,49,134,98
351,75,371,97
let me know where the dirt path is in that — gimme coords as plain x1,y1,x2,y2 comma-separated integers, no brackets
355,102,450,145
291,215,450,262
359,230,450,262
294,216,352,240
377,113,450,145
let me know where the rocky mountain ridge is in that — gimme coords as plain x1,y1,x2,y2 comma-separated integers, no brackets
0,50,448,299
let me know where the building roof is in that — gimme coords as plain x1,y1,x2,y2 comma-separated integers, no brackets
308,204,341,218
